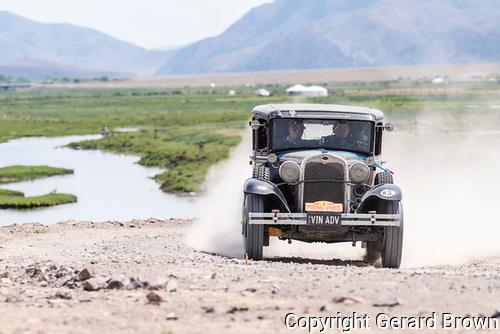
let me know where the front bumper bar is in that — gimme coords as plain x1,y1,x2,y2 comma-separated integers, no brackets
249,212,400,227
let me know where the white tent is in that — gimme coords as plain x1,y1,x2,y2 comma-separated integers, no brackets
286,84,307,95
256,88,271,97
286,84,328,97
432,77,445,84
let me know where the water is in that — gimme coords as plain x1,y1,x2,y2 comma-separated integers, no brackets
0,135,195,225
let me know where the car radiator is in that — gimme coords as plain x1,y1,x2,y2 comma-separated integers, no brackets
302,159,347,212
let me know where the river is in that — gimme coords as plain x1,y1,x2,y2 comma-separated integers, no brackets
0,135,195,225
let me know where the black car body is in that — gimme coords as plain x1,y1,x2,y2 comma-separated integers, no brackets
242,104,404,268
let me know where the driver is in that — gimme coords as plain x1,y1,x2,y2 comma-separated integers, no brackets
325,120,356,148
285,120,305,146
333,121,350,139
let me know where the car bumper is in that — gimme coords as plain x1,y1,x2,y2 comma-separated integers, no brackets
249,212,401,227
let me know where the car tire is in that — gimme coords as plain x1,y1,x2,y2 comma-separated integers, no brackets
366,171,394,264
381,201,404,268
243,194,265,260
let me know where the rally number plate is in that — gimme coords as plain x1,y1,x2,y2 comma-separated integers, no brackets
307,213,341,225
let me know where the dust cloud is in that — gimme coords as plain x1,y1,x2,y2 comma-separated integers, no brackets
387,112,500,267
187,109,500,267
184,132,250,258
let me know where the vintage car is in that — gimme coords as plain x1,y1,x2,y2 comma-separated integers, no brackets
242,104,404,268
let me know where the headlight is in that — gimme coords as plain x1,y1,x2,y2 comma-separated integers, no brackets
279,161,300,184
349,162,370,183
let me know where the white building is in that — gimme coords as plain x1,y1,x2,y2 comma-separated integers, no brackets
286,84,328,97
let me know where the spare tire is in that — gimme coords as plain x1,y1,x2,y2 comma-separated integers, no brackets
375,171,393,185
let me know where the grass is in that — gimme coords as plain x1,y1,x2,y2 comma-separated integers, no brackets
0,165,74,184
1,82,499,192
0,165,77,209
69,123,243,192
0,88,268,142
0,188,24,197
0,190,77,209
0,88,283,192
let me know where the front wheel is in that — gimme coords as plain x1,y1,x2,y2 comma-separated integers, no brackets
366,171,395,265
381,201,404,268
242,194,264,260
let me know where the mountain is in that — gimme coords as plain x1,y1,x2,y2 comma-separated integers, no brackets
156,0,500,75
0,11,174,76
0,58,121,81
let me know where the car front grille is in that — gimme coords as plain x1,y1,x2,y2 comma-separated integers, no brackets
303,160,346,211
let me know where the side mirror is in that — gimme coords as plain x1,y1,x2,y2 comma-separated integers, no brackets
250,120,261,130
384,122,394,132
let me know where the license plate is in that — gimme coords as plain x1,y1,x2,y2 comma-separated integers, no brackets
305,201,343,212
307,214,341,225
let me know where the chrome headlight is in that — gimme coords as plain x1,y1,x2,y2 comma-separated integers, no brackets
349,162,370,183
279,161,300,184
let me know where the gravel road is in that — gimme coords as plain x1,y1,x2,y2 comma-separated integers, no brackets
0,219,499,334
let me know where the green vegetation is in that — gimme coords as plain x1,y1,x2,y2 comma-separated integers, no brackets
0,88,284,192
0,190,77,209
0,188,24,197
0,88,268,142
0,81,499,192
69,124,243,192
0,165,74,184
0,165,77,209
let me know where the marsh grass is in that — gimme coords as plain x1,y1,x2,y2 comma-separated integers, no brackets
0,191,77,209
1,83,499,192
0,165,77,209
69,124,243,192
0,89,277,192
0,188,24,197
0,165,74,184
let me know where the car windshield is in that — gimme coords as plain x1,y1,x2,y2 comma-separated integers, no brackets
271,118,374,154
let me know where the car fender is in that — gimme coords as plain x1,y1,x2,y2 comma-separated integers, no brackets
243,178,291,213
357,184,402,213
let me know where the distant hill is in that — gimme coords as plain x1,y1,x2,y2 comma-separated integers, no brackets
0,58,121,81
156,0,500,75
0,11,174,77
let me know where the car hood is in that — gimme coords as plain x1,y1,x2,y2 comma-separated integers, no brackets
278,150,366,164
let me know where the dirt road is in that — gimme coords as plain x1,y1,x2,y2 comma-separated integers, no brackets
0,220,499,334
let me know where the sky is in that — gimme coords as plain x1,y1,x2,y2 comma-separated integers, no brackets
0,0,273,49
